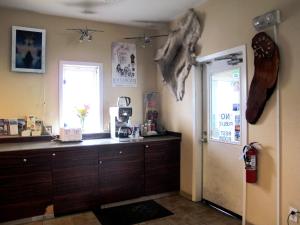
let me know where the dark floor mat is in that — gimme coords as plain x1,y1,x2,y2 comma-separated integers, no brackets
93,200,173,225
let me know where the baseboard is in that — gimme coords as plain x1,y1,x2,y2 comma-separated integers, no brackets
101,192,178,209
180,190,193,201
0,214,54,225
0,205,54,225
201,199,242,220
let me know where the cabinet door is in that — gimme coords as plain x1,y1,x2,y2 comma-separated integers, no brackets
52,147,98,215
0,150,52,222
99,144,144,204
145,140,180,195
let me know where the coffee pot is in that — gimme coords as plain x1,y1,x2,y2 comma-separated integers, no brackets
118,126,132,138
117,96,131,107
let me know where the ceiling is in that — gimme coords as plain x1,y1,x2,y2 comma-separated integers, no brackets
0,0,206,28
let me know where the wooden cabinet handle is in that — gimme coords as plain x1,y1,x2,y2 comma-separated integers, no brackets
23,158,27,163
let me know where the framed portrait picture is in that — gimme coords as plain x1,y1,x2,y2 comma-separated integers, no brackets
11,26,46,73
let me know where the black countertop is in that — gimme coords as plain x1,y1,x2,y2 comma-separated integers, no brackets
0,136,181,153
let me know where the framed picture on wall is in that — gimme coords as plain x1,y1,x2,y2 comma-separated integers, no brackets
11,26,46,73
111,42,137,87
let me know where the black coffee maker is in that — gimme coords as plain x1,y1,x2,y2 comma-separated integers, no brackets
109,107,132,141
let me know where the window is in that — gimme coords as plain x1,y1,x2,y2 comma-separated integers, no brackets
59,61,103,133
210,67,241,144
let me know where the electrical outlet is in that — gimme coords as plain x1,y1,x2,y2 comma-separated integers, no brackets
289,207,298,223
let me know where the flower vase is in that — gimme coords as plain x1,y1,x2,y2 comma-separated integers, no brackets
80,117,85,132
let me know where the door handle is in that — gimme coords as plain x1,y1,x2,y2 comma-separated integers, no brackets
200,138,208,143
201,131,208,143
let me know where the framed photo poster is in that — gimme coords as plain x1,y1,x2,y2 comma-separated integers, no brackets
112,42,137,87
11,26,46,73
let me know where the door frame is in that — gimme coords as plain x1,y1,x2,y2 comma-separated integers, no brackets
191,45,248,225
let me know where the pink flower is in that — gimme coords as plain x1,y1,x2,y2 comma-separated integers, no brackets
84,104,90,111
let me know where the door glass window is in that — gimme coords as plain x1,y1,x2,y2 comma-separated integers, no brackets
210,68,241,144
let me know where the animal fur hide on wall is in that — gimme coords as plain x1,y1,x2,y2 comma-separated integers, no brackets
155,9,201,101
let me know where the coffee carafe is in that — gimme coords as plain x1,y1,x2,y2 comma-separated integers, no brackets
118,126,132,138
117,96,131,107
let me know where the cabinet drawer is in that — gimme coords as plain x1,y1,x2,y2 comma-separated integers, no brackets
145,141,180,167
0,151,52,188
52,147,98,168
0,151,51,169
99,144,143,159
99,144,144,174
145,140,180,153
99,145,144,161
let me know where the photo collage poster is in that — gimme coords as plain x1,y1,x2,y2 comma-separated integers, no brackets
112,42,137,87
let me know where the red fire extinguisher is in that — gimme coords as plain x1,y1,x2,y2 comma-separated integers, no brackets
242,142,261,183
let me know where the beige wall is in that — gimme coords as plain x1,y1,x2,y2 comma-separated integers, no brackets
157,70,194,198
158,0,300,224
0,7,158,132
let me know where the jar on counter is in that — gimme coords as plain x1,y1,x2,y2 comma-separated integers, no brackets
147,120,152,132
150,123,155,131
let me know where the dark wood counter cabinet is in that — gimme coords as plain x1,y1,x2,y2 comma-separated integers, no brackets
0,150,52,222
145,140,180,195
99,144,145,205
0,137,180,222
52,147,99,216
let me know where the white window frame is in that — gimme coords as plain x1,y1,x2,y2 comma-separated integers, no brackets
58,61,104,133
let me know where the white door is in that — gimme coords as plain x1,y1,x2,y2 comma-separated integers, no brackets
201,48,247,216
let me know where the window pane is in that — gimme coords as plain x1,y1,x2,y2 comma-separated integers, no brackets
210,68,241,144
61,63,102,133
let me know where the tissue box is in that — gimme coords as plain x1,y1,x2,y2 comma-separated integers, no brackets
59,128,82,142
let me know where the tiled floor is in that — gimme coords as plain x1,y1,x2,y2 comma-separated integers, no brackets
22,195,242,225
